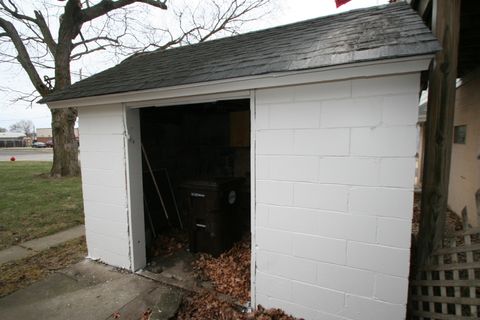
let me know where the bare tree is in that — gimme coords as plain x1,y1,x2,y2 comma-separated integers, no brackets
0,127,7,132
9,119,34,136
0,0,271,177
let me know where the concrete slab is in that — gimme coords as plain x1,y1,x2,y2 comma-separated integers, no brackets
0,245,33,265
0,259,183,320
105,286,183,320
0,273,89,306
139,249,201,295
20,225,85,252
147,288,183,320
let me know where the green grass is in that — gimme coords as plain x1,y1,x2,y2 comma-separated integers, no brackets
0,161,84,250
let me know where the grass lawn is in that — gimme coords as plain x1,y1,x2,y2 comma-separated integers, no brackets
0,161,84,250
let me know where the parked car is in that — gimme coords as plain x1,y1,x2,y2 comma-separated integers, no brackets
32,142,47,148
46,140,54,147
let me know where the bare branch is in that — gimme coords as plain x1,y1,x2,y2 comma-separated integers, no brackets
72,35,119,48
0,16,50,96
0,85,41,107
0,49,54,69
33,10,57,55
198,0,271,43
0,0,37,24
0,1,57,55
11,89,40,107
150,25,200,51
71,44,110,59
80,0,167,23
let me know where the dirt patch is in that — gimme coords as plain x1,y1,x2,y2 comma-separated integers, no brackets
176,292,300,320
0,236,86,298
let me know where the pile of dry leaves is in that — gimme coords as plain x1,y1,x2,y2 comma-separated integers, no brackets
411,193,463,237
150,233,188,257
193,236,251,302
176,292,300,320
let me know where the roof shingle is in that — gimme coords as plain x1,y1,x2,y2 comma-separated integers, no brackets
40,2,439,103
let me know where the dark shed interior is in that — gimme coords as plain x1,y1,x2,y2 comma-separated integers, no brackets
139,99,251,262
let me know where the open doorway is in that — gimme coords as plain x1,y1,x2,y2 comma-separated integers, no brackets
138,98,251,303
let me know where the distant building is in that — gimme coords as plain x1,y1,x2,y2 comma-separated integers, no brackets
0,132,27,148
36,127,79,144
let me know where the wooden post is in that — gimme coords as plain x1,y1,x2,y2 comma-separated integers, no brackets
476,189,480,224
416,0,461,267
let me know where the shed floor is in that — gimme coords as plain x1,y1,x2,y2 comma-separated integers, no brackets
144,249,199,292
140,233,251,307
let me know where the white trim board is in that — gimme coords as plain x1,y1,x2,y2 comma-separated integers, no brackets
126,91,251,109
249,89,257,308
46,55,433,109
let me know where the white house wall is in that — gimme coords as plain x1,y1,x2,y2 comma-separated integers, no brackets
448,72,480,226
254,73,420,320
78,104,133,269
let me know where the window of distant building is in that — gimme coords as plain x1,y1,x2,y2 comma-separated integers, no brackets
453,125,467,144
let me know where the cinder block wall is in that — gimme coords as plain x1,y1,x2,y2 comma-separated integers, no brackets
254,73,420,320
78,104,132,269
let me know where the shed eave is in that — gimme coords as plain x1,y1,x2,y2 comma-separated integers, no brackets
46,55,434,109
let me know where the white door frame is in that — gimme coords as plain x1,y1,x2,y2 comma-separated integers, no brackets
123,91,257,306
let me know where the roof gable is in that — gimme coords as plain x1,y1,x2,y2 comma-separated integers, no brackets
40,2,439,104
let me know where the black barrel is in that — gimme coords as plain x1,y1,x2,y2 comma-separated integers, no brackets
180,178,244,256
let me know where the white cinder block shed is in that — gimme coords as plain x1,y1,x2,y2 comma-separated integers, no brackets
41,3,440,320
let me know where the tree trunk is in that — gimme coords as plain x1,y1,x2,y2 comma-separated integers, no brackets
50,55,81,177
50,108,80,177
50,53,80,177
49,0,83,177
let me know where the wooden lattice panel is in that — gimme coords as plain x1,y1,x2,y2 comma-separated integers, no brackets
410,227,480,319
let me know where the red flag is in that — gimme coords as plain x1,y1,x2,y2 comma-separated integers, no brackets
335,0,352,8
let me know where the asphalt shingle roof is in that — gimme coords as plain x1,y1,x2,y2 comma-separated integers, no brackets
40,2,439,103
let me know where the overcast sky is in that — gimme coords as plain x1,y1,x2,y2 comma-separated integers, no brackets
0,0,389,130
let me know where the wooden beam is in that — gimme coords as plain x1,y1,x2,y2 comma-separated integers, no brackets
416,0,461,268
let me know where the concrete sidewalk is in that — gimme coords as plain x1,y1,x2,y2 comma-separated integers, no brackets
0,259,183,320
0,225,85,265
